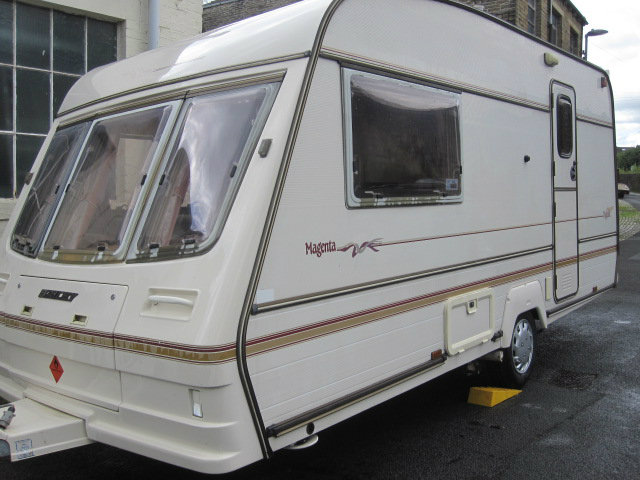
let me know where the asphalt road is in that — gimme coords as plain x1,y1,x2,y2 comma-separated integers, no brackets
2,231,639,479
625,192,640,210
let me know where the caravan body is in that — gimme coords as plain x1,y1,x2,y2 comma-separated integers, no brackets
0,0,617,473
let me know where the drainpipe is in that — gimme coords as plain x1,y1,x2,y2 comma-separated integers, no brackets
148,0,159,50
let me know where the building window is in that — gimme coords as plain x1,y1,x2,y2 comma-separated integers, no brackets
570,28,579,56
343,69,462,208
548,9,562,47
527,0,536,34
0,0,117,199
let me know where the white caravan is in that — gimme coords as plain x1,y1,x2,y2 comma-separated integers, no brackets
0,0,617,473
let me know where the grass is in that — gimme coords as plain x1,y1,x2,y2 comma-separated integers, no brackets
619,201,640,219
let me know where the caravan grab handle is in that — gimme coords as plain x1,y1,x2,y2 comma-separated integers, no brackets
148,295,194,308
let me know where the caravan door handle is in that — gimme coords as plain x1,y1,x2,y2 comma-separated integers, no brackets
147,295,194,308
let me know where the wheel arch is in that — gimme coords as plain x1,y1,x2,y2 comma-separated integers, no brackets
499,281,548,349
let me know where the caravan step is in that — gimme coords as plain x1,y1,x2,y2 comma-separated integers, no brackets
0,398,91,461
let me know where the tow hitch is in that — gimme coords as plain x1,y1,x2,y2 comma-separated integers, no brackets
0,405,15,429
0,399,91,461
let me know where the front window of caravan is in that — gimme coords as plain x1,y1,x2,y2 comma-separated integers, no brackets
41,105,173,262
135,82,278,259
344,70,461,207
11,122,89,257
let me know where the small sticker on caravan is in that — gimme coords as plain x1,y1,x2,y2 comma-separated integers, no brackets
445,178,459,191
15,439,34,459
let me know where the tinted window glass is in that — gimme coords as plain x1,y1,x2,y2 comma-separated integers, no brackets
557,95,573,158
0,133,12,197
346,71,461,207
53,11,85,74
0,0,12,64
88,18,117,71
136,83,278,259
12,123,88,256
16,134,45,196
0,65,12,131
43,105,172,261
1,4,117,200
16,3,50,69
16,68,50,133
53,74,78,115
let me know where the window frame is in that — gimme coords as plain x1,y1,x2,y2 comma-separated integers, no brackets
37,100,181,264
10,121,91,257
556,94,574,159
342,68,463,209
127,80,281,263
569,28,579,56
548,9,562,47
527,0,536,35
0,0,118,199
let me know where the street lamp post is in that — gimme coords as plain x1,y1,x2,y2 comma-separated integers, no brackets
583,28,608,60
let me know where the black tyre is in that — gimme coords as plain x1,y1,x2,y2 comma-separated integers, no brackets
500,313,535,388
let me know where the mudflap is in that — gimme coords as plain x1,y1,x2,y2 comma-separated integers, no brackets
0,399,91,461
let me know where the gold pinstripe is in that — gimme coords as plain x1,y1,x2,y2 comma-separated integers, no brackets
0,245,616,363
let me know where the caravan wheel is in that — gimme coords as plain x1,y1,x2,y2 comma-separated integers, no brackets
501,314,535,388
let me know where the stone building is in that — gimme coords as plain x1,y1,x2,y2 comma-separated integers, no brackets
0,0,203,236
203,0,301,31
460,0,587,55
203,0,587,56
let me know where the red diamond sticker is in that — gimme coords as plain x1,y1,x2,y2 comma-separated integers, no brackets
49,356,64,383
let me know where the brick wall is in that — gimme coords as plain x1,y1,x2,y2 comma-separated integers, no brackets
203,0,301,31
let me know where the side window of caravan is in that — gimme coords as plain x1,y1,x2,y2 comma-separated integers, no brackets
556,95,573,158
343,70,461,207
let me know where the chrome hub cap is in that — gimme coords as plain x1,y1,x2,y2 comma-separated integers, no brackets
512,319,533,374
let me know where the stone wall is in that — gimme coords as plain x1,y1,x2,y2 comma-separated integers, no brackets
461,0,517,25
203,0,300,31
458,0,585,55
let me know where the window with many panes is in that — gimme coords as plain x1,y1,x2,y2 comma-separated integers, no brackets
343,69,461,208
548,9,562,47
569,28,579,56
0,0,117,198
527,0,536,35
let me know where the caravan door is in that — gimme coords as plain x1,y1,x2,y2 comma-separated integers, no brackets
551,81,578,301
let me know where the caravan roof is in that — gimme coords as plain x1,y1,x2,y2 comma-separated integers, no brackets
59,0,332,114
